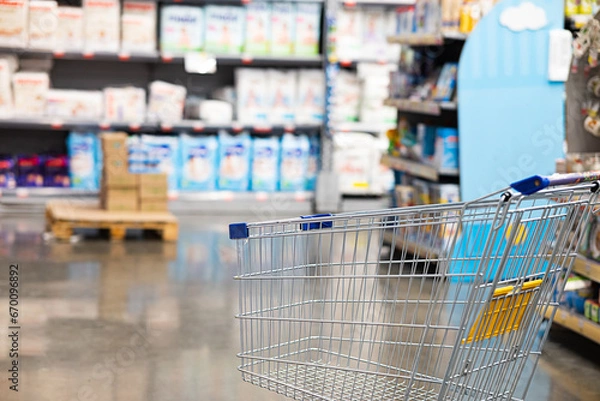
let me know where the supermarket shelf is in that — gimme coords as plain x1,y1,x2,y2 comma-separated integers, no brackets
0,47,323,67
382,231,440,258
342,0,415,6
386,33,444,46
332,121,395,133
0,118,322,133
545,306,600,346
336,58,398,68
384,98,457,116
443,32,468,41
381,154,459,181
572,256,600,284
0,188,97,199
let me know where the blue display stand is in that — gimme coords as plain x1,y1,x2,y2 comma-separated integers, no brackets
458,0,565,200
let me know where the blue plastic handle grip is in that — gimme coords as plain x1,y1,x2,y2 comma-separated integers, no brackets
511,172,600,195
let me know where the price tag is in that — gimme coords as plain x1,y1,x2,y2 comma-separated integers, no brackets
255,192,268,201
118,52,131,61
53,50,65,58
16,188,28,198
161,52,174,62
254,125,272,133
184,52,217,74
50,119,64,129
161,124,173,132
241,54,253,64
340,59,352,67
284,124,295,133
99,121,110,130
294,192,306,202
129,123,141,131
82,51,94,59
192,122,205,132
344,0,357,6
232,123,243,133
168,191,179,201
223,192,234,201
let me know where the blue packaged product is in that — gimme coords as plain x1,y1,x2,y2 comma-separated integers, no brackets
435,127,459,170
218,131,251,191
180,134,219,190
128,135,147,174
251,136,279,192
67,132,98,190
141,135,180,190
305,136,319,191
0,155,16,188
280,134,309,191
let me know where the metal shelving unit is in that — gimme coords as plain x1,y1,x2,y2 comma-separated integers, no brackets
384,98,457,116
545,306,600,346
381,154,459,181
386,33,444,46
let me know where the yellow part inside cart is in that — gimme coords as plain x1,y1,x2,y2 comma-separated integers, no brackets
463,279,543,344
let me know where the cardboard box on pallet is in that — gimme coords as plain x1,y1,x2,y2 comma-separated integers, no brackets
101,187,138,211
100,132,128,157
139,199,168,212
138,173,168,199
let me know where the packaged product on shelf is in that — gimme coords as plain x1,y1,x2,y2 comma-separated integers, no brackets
29,1,58,50
196,100,233,123
179,134,218,191
395,5,415,35
46,90,104,120
83,0,120,52
127,135,146,173
385,11,401,61
412,179,431,205
435,127,459,171
67,132,100,190
17,155,43,187
0,0,27,48
417,124,436,163
280,133,309,191
141,135,180,191
56,6,84,51
436,183,460,203
433,63,458,101
358,64,397,124
251,136,279,192
12,71,49,117
333,132,376,195
584,299,599,323
294,3,320,56
147,81,187,123
160,5,204,53
43,155,70,187
267,69,297,124
0,156,15,188
205,5,245,55
122,1,156,53
270,2,294,56
296,69,324,124
331,70,360,123
235,68,268,124
218,131,251,191
137,173,168,199
121,13,156,53
103,87,146,123
415,0,440,34
336,8,363,61
305,135,319,191
0,58,13,117
361,7,387,61
244,2,270,55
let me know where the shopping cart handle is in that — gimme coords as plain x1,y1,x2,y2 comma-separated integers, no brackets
511,172,600,195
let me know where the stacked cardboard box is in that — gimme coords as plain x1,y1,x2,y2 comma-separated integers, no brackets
100,132,169,212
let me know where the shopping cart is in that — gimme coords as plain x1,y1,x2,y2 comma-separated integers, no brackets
229,173,600,401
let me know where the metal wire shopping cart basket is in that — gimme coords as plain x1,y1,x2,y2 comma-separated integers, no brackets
229,173,600,401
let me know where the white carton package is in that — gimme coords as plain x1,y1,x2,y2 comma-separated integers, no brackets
147,80,186,123
46,90,103,120
205,6,245,55
270,2,294,56
0,53,18,73
122,1,156,53
385,11,401,62
56,7,84,51
361,7,387,61
83,0,120,52
294,3,320,56
235,68,268,124
244,2,270,55
267,69,296,124
0,59,13,117
336,8,363,60
199,100,233,123
29,1,58,50
12,72,50,117
160,5,204,53
296,69,324,124
333,132,379,195
331,70,360,123
0,0,28,48
103,87,146,123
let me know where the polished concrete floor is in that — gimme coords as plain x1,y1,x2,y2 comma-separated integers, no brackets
0,214,598,401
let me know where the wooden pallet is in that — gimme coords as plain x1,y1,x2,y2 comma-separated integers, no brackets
46,200,178,241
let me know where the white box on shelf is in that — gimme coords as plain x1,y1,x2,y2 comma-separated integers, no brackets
198,100,233,123
385,10,401,62
0,58,13,117
147,80,186,123
235,68,268,124
244,2,270,55
331,70,360,123
0,54,17,72
45,90,103,120
103,87,146,123
160,5,204,54
205,6,245,55
29,0,58,50
56,7,84,51
83,0,120,52
12,72,50,117
0,0,28,48
336,8,363,61
333,132,379,195
270,2,294,56
361,7,387,61
267,69,297,124
295,69,324,124
122,1,156,53
294,3,320,56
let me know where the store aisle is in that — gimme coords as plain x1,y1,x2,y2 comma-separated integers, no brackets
0,215,599,401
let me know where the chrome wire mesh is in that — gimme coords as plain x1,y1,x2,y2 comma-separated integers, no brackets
234,185,600,401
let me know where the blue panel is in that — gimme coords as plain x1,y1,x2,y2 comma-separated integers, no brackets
229,223,249,240
300,214,333,231
458,0,565,200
